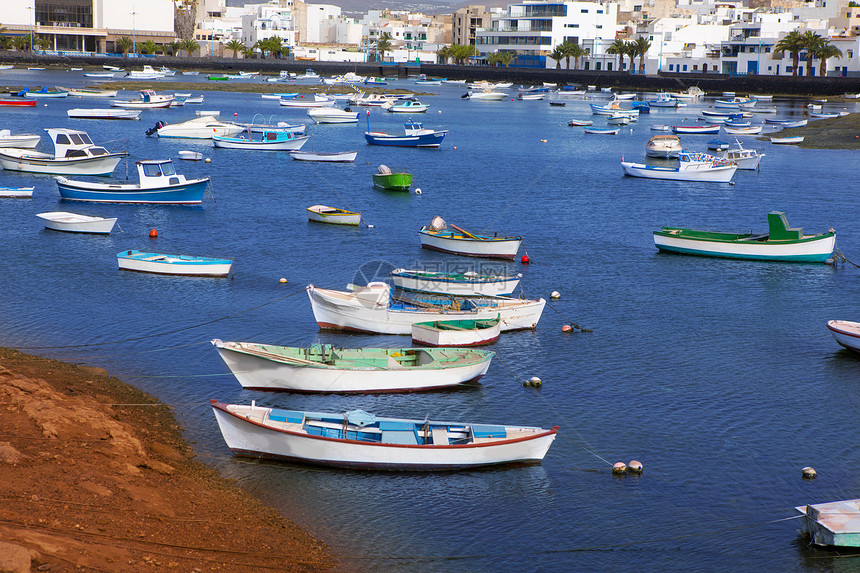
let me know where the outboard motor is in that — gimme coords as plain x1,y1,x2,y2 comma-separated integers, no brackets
344,106,352,112
145,121,166,137
461,92,469,99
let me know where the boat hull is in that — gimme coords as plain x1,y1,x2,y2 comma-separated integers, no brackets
418,230,521,259
211,401,557,470
372,172,412,190
290,150,357,162
212,135,309,150
621,162,736,182
411,320,501,347
826,320,860,353
67,108,141,120
653,232,835,262
391,270,520,296
117,250,232,276
36,212,116,234
306,206,361,225
0,150,124,176
57,177,209,204
365,131,447,148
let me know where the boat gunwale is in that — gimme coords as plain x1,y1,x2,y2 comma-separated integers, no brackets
653,227,835,244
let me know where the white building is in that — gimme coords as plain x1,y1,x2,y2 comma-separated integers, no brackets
241,1,297,48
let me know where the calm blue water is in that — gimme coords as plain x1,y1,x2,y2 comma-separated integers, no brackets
2,69,860,571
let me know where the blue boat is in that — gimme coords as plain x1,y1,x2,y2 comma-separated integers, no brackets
56,159,209,204
707,139,730,151
365,120,447,148
630,101,650,112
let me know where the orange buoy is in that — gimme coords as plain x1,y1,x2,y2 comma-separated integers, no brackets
234,112,238,116
149,228,158,238
562,325,572,333
521,254,530,264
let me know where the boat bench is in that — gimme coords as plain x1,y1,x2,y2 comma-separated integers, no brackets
269,409,304,424
379,420,419,445
472,425,507,439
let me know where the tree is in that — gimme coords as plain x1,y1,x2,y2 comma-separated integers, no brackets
452,44,475,65
487,51,514,67
812,39,842,77
549,45,565,69
775,30,805,76
436,45,452,64
375,32,392,62
164,40,182,56
34,36,51,50
800,30,821,76
607,39,629,71
225,39,244,59
139,40,158,55
181,38,199,56
633,36,652,74
115,36,134,55
13,36,30,52
560,40,580,69
242,46,255,59
0,35,12,51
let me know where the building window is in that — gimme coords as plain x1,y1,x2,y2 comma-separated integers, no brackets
596,25,602,29
597,9,603,13
765,47,771,53
596,62,601,70
693,64,698,70
669,63,674,70
682,64,687,71
712,65,717,70
787,66,793,72
566,23,579,28
581,9,588,13
607,62,612,70
36,0,93,28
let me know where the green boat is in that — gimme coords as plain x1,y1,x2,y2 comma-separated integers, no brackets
208,75,229,81
372,165,412,191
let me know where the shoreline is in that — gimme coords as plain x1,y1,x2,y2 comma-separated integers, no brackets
0,347,335,572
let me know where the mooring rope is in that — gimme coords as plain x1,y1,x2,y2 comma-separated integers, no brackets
834,248,860,268
544,302,592,333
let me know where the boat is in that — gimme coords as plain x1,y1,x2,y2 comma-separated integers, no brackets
0,130,40,148
391,269,521,297
606,112,630,126
365,121,447,148
714,97,755,109
35,211,117,234
126,65,166,80
0,128,126,176
517,93,545,101
111,90,174,109
753,107,778,114
365,77,388,85
651,124,670,131
211,340,493,392
0,186,34,198
300,69,319,79
809,112,838,119
0,99,37,107
182,71,200,76
583,127,619,135
211,400,557,470
770,136,804,144
418,216,521,260
806,103,822,110
280,99,336,108
207,75,228,81
290,149,357,163
56,159,209,204
386,100,429,113
83,72,116,78
666,86,704,99
353,93,397,107
773,119,807,128
647,93,679,108
590,102,638,116
117,250,232,276
178,150,203,161
548,102,566,107
307,108,359,123
707,140,730,151
724,119,751,127
20,87,69,98
749,94,772,100
826,320,860,353
723,125,762,135
306,205,361,226
151,116,245,139
718,140,765,170
307,282,545,334
466,90,507,101
653,211,836,262
212,129,310,151
701,110,745,119
372,165,412,190
235,119,305,135
67,88,118,98
184,96,203,104
672,124,720,134
67,108,141,120
621,151,737,183
796,498,860,547
567,119,593,126
412,317,501,347
645,135,682,158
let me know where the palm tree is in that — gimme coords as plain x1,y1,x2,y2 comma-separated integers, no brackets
139,40,158,55
375,32,392,63
0,35,12,51
775,30,805,76
812,39,842,77
115,36,134,55
34,36,51,50
560,40,580,70
13,36,30,52
633,37,652,74
607,39,629,71
569,43,586,70
242,46,255,59
181,38,199,57
164,40,182,56
436,45,452,64
493,51,514,67
549,45,565,69
225,39,244,59
453,44,475,65
801,31,821,76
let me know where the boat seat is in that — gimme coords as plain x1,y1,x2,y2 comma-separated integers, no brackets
269,409,304,424
380,420,419,445
767,211,802,240
431,428,449,445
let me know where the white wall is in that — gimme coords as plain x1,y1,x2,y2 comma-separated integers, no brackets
96,0,175,32
2,0,35,27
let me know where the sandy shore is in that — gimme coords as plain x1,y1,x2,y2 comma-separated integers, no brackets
758,112,860,149
0,347,335,572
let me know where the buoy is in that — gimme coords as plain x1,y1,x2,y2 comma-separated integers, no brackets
612,462,628,475
234,112,238,116
802,466,817,479
521,254,530,264
149,228,158,238
729,182,735,185
279,277,287,283
367,224,374,228
204,157,211,163
561,325,572,333
523,376,542,388
540,139,547,143
453,146,457,150
415,188,422,194
628,460,643,474
438,110,442,113
550,291,561,299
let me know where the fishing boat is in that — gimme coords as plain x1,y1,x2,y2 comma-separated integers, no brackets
651,124,670,131
67,108,141,120
809,112,839,119
210,400,558,470
645,135,682,158
701,110,745,119
466,89,507,101
418,216,521,260
390,268,521,297
307,108,359,123
111,90,174,109
412,317,501,347
150,116,245,139
36,212,117,234
83,72,116,78
647,93,679,108
117,250,232,276
386,100,429,113
0,128,126,176
372,165,412,190
126,65,166,79
212,129,310,151
826,320,860,353
178,150,203,161
280,99,336,108
0,98,37,107
67,88,118,98
707,140,730,151
666,86,704,99
56,159,209,204
723,125,762,135
672,124,720,134
365,121,447,148
236,120,305,135
290,149,357,162
365,77,388,85
20,87,69,98
714,96,755,109
211,340,493,392
718,141,765,170
0,186,34,198
653,211,836,262
771,119,807,128
621,152,737,183
517,93,545,101
796,498,860,547
306,205,361,226
0,130,40,148
590,102,638,116
308,282,545,334
770,136,804,144
567,119,593,126
606,112,630,126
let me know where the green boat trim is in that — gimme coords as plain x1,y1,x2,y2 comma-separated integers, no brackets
413,317,501,331
372,171,412,191
654,211,835,245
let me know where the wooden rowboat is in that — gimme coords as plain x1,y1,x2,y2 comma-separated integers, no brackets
418,217,521,259
306,205,361,226
290,150,357,162
826,320,860,353
0,186,34,198
117,250,233,276
36,211,116,234
411,317,501,347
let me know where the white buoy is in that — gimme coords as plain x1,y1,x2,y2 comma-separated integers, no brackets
367,224,374,228
204,158,211,163
612,462,628,475
279,278,287,283
438,110,442,113
628,460,643,474
550,291,561,299
523,376,542,388
415,188,422,195
802,466,817,479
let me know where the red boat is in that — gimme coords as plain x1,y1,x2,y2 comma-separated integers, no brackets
0,99,37,107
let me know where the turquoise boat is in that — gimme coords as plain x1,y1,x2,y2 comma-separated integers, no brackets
653,212,836,262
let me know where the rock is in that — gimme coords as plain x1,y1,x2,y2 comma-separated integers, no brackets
0,541,34,573
142,460,175,476
0,442,26,464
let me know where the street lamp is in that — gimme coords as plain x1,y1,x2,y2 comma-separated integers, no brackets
132,6,136,56
26,6,33,51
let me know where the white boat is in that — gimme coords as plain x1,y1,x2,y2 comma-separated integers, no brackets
67,88,118,98
83,72,116,78
353,93,397,107
0,186,34,198
807,103,822,110
307,283,545,334
117,250,232,276
391,268,521,297
827,320,860,353
412,317,501,347
57,159,208,204
647,93,679,108
606,112,630,125
111,90,174,109
651,124,670,131
753,107,778,114
67,108,141,120
126,65,166,79
583,127,620,135
0,128,126,176
645,135,682,158
517,93,545,101
809,112,839,119
621,152,737,183
0,130,40,148
672,124,720,134
212,129,310,151
280,99,336,108
36,211,116,234
152,116,244,139
306,205,361,226
467,90,507,101
211,400,558,470
385,100,430,113
770,136,804,144
178,150,203,161
723,125,762,135
211,340,493,392
718,141,764,170
567,119,593,126
307,108,359,123
289,149,357,162
419,217,521,260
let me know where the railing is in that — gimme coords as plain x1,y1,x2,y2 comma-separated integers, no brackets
34,49,156,59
